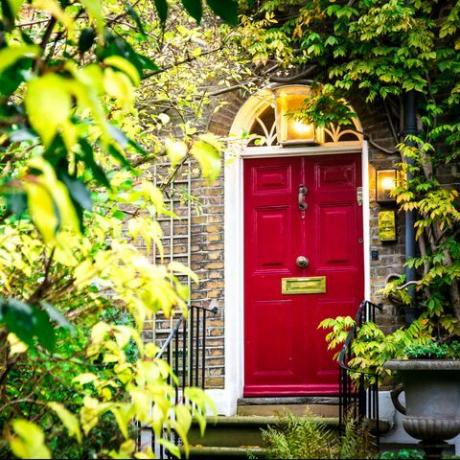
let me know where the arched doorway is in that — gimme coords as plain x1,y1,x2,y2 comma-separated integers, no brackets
221,84,370,406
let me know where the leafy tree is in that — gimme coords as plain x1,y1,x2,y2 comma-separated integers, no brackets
236,0,460,344
0,0,241,457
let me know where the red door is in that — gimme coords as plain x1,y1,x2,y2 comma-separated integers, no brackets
244,154,363,396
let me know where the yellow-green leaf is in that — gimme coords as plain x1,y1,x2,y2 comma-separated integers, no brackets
32,0,74,31
168,261,199,283
73,373,98,385
0,45,39,74
23,181,58,244
80,0,105,37
104,56,140,86
25,74,72,146
9,419,51,459
190,134,222,183
165,139,187,166
104,68,135,109
48,402,82,443
91,321,111,343
7,0,25,16
23,159,80,242
110,404,133,439
110,439,136,459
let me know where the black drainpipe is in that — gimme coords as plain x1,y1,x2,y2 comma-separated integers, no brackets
404,91,417,300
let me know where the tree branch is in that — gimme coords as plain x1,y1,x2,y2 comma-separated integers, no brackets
269,65,317,83
143,44,226,79
40,17,57,50
28,248,55,304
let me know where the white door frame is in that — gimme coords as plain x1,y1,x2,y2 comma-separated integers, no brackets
206,141,371,416
207,141,370,415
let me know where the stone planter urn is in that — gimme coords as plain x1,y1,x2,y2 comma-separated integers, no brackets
384,360,460,458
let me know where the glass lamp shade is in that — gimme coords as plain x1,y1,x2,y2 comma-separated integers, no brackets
273,85,322,145
376,169,397,204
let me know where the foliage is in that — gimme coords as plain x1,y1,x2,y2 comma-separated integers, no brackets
319,317,433,381
378,449,425,459
404,340,460,359
237,0,460,331
260,414,376,459
235,1,460,374
0,0,242,458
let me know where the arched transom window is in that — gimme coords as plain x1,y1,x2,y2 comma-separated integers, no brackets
230,85,363,149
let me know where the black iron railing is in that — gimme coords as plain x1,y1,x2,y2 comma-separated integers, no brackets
138,302,218,459
338,300,383,444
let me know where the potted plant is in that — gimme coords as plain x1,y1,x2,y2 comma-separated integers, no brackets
384,341,460,448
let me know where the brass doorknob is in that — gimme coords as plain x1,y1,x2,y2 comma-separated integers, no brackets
296,256,309,268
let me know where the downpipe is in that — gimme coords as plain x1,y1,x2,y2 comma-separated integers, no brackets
404,91,417,302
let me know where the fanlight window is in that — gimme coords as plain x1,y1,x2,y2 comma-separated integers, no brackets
234,85,363,148
248,103,277,147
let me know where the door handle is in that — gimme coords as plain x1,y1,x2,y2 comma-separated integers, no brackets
298,184,308,210
296,256,309,268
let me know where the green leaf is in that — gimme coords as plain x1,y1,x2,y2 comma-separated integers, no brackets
25,74,72,146
108,144,132,169
0,298,55,351
41,301,74,331
0,298,35,347
33,309,56,351
101,34,159,75
0,45,39,74
79,139,111,188
60,174,92,212
135,53,159,72
0,57,32,97
154,0,168,23
78,28,96,53
206,0,238,25
1,0,24,28
5,192,27,216
181,0,202,23
126,1,146,35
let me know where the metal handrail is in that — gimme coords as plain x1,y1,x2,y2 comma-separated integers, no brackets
338,299,383,446
338,300,383,376
140,301,218,459
157,302,219,360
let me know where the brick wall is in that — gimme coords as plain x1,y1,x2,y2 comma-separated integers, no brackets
197,90,406,388
147,88,460,390
189,167,226,388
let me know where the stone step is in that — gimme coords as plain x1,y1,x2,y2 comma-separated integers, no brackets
188,415,340,449
188,446,267,459
237,396,340,417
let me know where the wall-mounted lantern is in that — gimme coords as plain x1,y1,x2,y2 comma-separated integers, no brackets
376,168,398,243
273,85,323,146
376,169,398,205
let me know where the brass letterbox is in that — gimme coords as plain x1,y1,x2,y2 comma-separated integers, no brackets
281,276,326,295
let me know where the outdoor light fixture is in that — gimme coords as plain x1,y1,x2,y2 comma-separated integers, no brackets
273,85,323,145
376,168,398,242
376,169,398,205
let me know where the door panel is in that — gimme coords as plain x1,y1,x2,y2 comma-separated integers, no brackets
255,207,290,270
244,154,363,396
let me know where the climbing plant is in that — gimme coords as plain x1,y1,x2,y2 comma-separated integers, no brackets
0,0,241,458
236,0,460,345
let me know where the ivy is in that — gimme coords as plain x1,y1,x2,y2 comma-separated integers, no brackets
238,0,460,369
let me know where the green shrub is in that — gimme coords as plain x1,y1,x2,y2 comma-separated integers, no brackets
260,415,376,459
404,341,460,359
378,449,425,459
